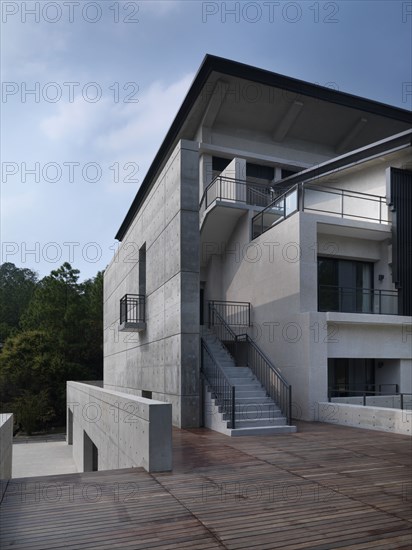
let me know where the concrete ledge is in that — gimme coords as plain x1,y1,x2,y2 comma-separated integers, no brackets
67,382,172,473
317,402,411,435
0,413,13,501
119,321,146,332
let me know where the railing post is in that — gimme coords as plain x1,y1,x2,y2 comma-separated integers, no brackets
232,386,235,429
400,393,404,410
363,393,366,406
288,386,292,425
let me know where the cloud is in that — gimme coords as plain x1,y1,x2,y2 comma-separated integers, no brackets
40,97,110,146
2,22,70,80
141,1,183,15
96,73,194,154
38,72,195,193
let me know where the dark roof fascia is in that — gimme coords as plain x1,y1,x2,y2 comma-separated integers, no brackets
115,54,412,241
273,129,412,188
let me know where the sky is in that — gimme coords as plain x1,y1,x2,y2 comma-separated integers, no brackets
1,0,411,281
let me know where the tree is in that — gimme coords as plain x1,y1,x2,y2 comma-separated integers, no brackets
0,329,97,431
0,263,103,432
0,263,37,341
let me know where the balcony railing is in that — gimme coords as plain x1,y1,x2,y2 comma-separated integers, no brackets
252,185,299,239
252,183,389,239
200,176,272,219
318,285,398,315
328,388,412,410
120,294,145,324
208,300,250,327
302,184,389,224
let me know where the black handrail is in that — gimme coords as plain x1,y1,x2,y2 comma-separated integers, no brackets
120,294,145,324
318,285,398,315
200,176,272,215
251,185,299,239
209,303,292,425
238,334,292,425
328,388,412,410
209,300,251,327
251,182,390,240
200,339,236,428
208,303,238,342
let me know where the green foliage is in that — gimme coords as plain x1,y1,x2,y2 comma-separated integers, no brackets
0,263,37,341
12,390,55,435
0,262,103,433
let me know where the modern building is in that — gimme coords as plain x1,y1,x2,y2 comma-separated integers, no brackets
102,55,412,436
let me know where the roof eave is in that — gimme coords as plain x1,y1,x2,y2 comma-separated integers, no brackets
115,54,412,241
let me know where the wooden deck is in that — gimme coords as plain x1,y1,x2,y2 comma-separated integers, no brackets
1,422,411,549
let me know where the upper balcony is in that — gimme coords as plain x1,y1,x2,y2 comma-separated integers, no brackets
252,183,389,239
200,176,272,224
200,176,273,220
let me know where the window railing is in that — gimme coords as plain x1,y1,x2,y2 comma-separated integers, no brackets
318,285,398,315
200,176,272,218
251,183,389,239
208,300,250,327
120,294,145,324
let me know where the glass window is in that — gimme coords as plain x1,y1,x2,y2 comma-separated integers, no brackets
318,257,374,313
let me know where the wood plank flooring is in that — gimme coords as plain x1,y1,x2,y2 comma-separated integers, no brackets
1,421,411,549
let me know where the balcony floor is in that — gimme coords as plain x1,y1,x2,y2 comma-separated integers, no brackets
1,421,411,549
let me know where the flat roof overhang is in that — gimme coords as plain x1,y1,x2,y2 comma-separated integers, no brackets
115,54,412,241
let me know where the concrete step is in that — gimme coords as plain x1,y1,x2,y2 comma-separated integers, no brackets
223,411,284,421
234,397,275,405
203,332,296,437
234,390,268,398
234,403,282,414
233,417,287,427
229,379,260,386
229,425,297,436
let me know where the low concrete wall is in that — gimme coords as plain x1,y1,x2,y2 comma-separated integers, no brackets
0,413,13,501
317,402,411,435
67,382,172,473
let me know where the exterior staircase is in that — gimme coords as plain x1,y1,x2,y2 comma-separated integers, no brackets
202,329,297,436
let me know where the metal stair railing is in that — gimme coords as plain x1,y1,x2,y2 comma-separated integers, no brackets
200,339,236,429
237,333,292,425
209,302,292,425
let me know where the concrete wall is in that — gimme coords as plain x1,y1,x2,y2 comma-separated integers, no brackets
67,382,172,473
0,413,13,501
317,402,411,436
104,139,200,428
